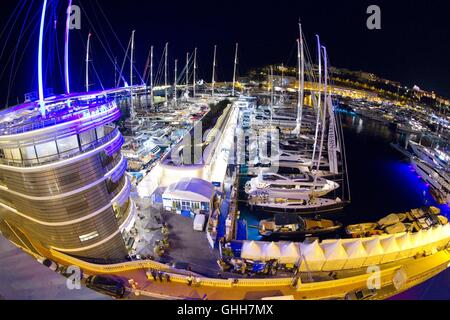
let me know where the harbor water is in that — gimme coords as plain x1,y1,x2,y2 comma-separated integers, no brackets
238,110,450,299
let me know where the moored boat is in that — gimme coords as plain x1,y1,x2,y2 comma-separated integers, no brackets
259,214,343,239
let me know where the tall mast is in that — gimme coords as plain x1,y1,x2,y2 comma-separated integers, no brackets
311,35,322,169
315,45,328,186
164,42,169,104
64,0,72,95
186,52,189,97
38,0,48,116
85,33,91,92
130,30,135,87
270,66,274,126
174,59,178,106
130,30,135,121
232,43,239,96
212,45,217,97
150,45,154,110
193,48,197,98
294,22,305,135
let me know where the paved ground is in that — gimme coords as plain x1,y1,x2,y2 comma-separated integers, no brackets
0,236,110,300
159,211,221,277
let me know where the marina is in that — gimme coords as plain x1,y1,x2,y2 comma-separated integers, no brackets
0,0,449,302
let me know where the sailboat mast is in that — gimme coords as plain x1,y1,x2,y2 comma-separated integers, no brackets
130,30,135,121
316,46,328,178
174,59,178,106
193,48,197,98
295,22,305,134
85,33,91,92
232,43,238,96
270,66,274,126
311,35,322,168
212,45,217,97
164,42,169,104
64,0,72,95
150,45,154,110
186,52,189,97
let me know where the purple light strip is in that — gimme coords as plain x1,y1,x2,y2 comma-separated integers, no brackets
38,0,48,116
64,0,73,95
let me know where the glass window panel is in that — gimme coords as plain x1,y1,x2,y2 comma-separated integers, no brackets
20,146,37,160
57,135,79,153
10,149,22,161
35,141,57,159
79,129,96,146
96,126,105,139
3,149,12,160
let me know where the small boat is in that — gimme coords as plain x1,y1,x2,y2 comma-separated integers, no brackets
346,223,379,238
384,223,413,235
259,214,342,239
378,213,406,227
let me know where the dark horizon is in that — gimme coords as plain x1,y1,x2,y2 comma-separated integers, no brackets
0,0,449,106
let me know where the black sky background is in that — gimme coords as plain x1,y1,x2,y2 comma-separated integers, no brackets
0,0,449,107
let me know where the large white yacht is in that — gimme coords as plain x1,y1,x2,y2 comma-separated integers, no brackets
412,157,450,204
410,141,449,172
245,172,339,199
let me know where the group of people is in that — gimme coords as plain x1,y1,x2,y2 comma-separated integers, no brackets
147,269,171,283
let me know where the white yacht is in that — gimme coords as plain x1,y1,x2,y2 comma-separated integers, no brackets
248,195,345,215
410,141,449,171
411,157,450,204
245,172,339,199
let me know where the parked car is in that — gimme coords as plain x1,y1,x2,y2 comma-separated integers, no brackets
85,276,126,299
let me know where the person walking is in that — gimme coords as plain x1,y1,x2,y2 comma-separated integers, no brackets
158,271,164,282
151,269,158,281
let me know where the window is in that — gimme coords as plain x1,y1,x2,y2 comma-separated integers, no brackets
2,149,12,160
20,146,37,160
10,148,22,161
96,126,105,139
35,141,57,159
79,129,97,147
79,231,99,242
57,135,79,153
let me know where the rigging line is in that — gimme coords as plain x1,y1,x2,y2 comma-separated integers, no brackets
0,0,27,62
0,2,41,81
92,0,144,84
5,1,36,106
78,3,126,86
116,35,132,88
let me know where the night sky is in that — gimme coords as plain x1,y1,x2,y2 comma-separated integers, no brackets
0,0,449,106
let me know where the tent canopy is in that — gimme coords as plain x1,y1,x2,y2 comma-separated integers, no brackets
380,235,400,253
362,237,385,255
241,241,263,260
321,240,348,261
163,178,215,203
342,239,367,258
263,242,282,260
300,240,326,261
279,242,300,264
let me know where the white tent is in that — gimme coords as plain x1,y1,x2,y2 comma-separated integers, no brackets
422,228,439,254
299,240,326,272
342,239,368,269
241,241,263,261
410,229,425,256
362,237,385,266
380,235,400,263
438,224,450,247
395,232,414,259
321,240,349,271
279,242,301,265
262,242,282,261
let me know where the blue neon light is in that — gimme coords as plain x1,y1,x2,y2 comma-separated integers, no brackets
64,0,72,95
38,0,48,116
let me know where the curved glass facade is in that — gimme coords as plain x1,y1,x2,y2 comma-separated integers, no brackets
0,94,132,264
